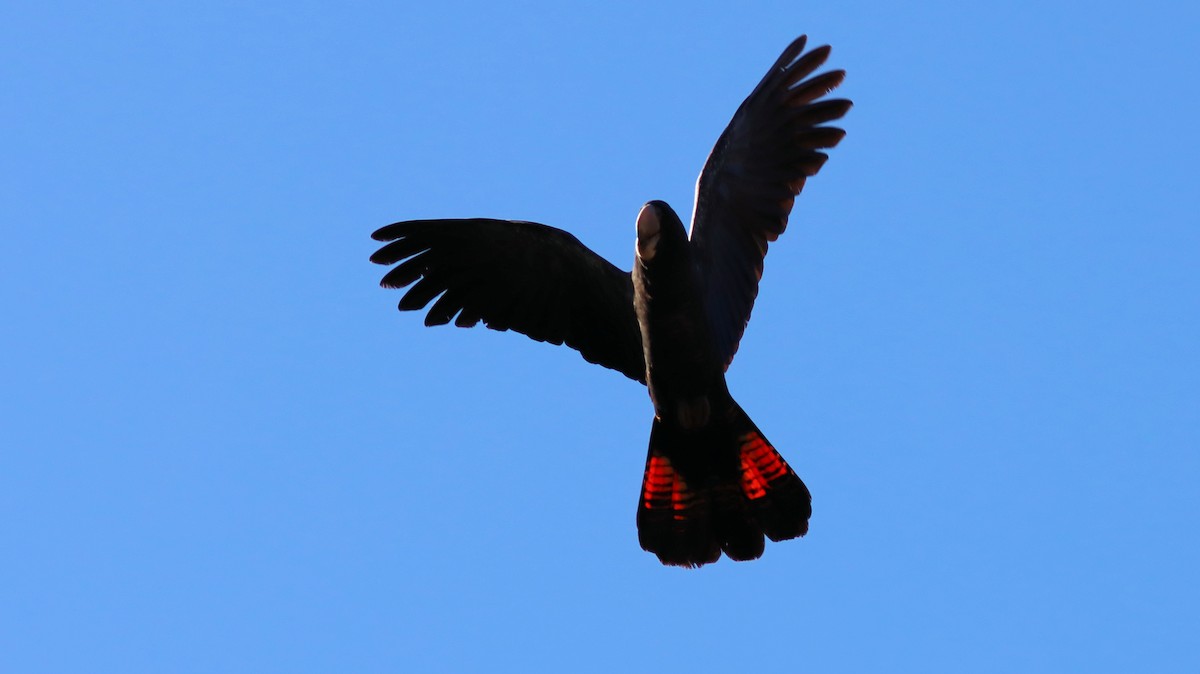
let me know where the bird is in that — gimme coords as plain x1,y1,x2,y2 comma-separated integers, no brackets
370,35,850,567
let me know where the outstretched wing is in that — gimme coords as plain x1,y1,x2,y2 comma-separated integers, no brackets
371,219,646,383
689,35,851,369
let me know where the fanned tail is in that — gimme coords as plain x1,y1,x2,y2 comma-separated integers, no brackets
636,402,811,567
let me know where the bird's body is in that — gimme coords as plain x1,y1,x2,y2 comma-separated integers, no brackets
371,35,850,567
629,200,813,566
633,202,724,431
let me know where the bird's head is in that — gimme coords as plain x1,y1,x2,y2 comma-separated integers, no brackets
635,200,686,262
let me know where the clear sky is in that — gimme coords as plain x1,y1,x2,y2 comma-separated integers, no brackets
2,1,1198,672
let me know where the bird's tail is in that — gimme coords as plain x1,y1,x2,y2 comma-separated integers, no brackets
636,402,811,568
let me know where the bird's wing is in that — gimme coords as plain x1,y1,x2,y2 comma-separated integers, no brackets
689,35,851,369
371,218,646,383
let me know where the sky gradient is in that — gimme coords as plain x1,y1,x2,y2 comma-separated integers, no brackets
2,2,1198,672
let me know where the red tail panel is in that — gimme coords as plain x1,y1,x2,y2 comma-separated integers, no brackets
739,431,791,501
641,453,694,520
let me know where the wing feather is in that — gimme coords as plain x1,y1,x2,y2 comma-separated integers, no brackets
371,218,646,383
690,35,851,368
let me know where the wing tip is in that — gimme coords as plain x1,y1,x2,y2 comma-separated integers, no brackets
369,249,395,266
371,221,407,242
805,43,832,64
782,35,809,61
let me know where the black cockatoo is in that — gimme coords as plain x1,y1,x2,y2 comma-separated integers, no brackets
371,35,850,567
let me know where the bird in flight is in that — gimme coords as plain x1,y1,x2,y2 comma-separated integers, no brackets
371,35,850,567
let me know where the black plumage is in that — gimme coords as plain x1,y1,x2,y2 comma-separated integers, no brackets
371,35,850,567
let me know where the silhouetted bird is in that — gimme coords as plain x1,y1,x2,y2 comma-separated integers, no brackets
371,35,850,567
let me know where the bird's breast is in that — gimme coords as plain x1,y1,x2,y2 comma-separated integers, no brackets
632,245,725,426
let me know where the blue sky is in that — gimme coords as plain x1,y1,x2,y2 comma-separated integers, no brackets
2,1,1198,672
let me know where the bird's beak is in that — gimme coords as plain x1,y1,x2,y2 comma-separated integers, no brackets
636,203,661,260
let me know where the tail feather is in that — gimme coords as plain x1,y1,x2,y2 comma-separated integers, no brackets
636,402,811,567
735,414,812,542
636,425,721,568
710,482,766,562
